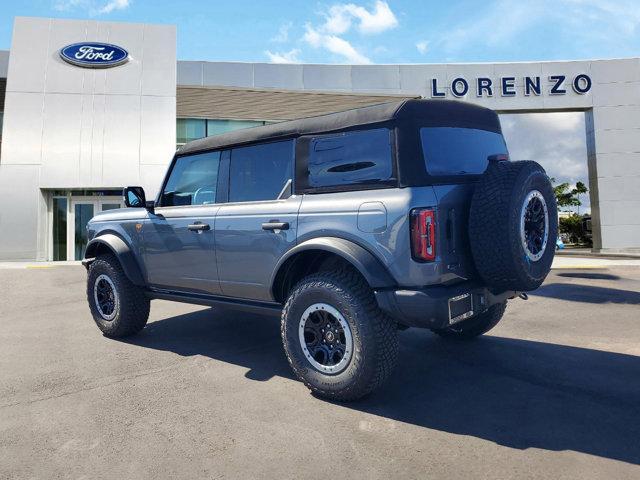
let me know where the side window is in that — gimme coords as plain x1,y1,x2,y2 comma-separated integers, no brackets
308,128,393,188
161,151,221,206
229,140,294,202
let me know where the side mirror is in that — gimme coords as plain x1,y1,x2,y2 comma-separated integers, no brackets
123,186,146,208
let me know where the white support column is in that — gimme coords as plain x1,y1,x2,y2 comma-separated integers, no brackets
588,59,640,253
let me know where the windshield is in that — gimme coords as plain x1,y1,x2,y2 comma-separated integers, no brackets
420,127,508,176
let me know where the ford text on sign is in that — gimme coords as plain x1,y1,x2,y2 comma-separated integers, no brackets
59,42,129,68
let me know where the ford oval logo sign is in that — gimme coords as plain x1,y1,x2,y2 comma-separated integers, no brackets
59,42,129,68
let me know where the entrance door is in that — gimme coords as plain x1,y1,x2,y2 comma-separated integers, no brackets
69,197,123,261
73,201,95,261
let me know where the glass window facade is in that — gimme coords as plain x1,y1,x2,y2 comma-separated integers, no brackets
52,197,67,261
176,118,206,145
176,118,270,146
49,189,122,197
74,203,94,261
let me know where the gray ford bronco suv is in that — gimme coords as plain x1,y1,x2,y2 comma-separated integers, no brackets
83,99,557,401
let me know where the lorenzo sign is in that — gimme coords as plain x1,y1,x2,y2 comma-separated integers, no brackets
431,74,592,98
59,42,129,68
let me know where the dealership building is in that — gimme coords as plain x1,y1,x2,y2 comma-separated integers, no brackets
0,16,639,261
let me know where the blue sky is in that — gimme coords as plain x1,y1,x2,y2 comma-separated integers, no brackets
0,0,638,64
1,0,628,213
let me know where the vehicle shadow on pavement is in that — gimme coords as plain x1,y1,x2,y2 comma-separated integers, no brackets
125,308,297,382
530,283,640,304
125,307,640,465
359,331,640,466
556,272,621,281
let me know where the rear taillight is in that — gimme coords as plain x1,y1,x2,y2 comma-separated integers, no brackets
410,208,436,262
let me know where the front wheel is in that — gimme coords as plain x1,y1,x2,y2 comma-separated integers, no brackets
431,301,507,340
281,270,398,401
87,254,150,338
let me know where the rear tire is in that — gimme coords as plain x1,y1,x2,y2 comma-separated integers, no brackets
281,269,398,401
87,254,150,338
431,301,507,340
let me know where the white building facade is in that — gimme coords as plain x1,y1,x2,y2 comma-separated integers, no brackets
0,16,638,261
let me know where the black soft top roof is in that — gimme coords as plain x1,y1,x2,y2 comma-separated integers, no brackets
177,99,501,156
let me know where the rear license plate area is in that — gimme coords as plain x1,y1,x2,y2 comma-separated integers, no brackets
448,293,473,325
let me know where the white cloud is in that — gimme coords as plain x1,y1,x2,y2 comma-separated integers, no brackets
271,22,292,43
266,2,396,65
300,2,396,64
98,0,129,14
429,0,640,60
563,0,640,35
265,48,301,64
54,0,130,15
303,24,372,64
323,1,398,35
416,40,429,55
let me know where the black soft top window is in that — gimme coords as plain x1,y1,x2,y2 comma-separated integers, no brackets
229,140,294,202
308,128,393,188
420,127,508,176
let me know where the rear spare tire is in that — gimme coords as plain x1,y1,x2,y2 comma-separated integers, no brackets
469,160,557,292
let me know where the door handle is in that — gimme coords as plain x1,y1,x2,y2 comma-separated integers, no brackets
262,221,289,231
188,222,210,232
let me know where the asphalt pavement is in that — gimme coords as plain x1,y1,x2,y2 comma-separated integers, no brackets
1,263,639,479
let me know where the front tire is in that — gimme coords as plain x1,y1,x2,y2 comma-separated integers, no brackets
431,301,507,340
281,270,398,401
87,254,150,338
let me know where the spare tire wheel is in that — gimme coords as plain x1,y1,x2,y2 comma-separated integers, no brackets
469,160,558,292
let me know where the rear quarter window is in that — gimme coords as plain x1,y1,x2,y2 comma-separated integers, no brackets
308,128,393,188
420,127,508,176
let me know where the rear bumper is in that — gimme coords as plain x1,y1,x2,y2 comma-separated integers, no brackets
375,282,517,329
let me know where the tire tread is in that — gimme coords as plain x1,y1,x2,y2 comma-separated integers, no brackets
281,269,398,401
87,253,150,338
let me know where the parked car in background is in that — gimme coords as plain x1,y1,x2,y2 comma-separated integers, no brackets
582,215,593,242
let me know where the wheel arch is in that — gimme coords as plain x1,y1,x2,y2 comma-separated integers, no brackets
84,233,146,286
271,237,396,304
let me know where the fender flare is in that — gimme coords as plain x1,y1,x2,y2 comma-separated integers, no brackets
84,233,146,286
271,237,396,298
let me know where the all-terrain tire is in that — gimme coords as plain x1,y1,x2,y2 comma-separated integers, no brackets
87,253,150,338
281,269,398,401
432,300,507,340
469,160,558,292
